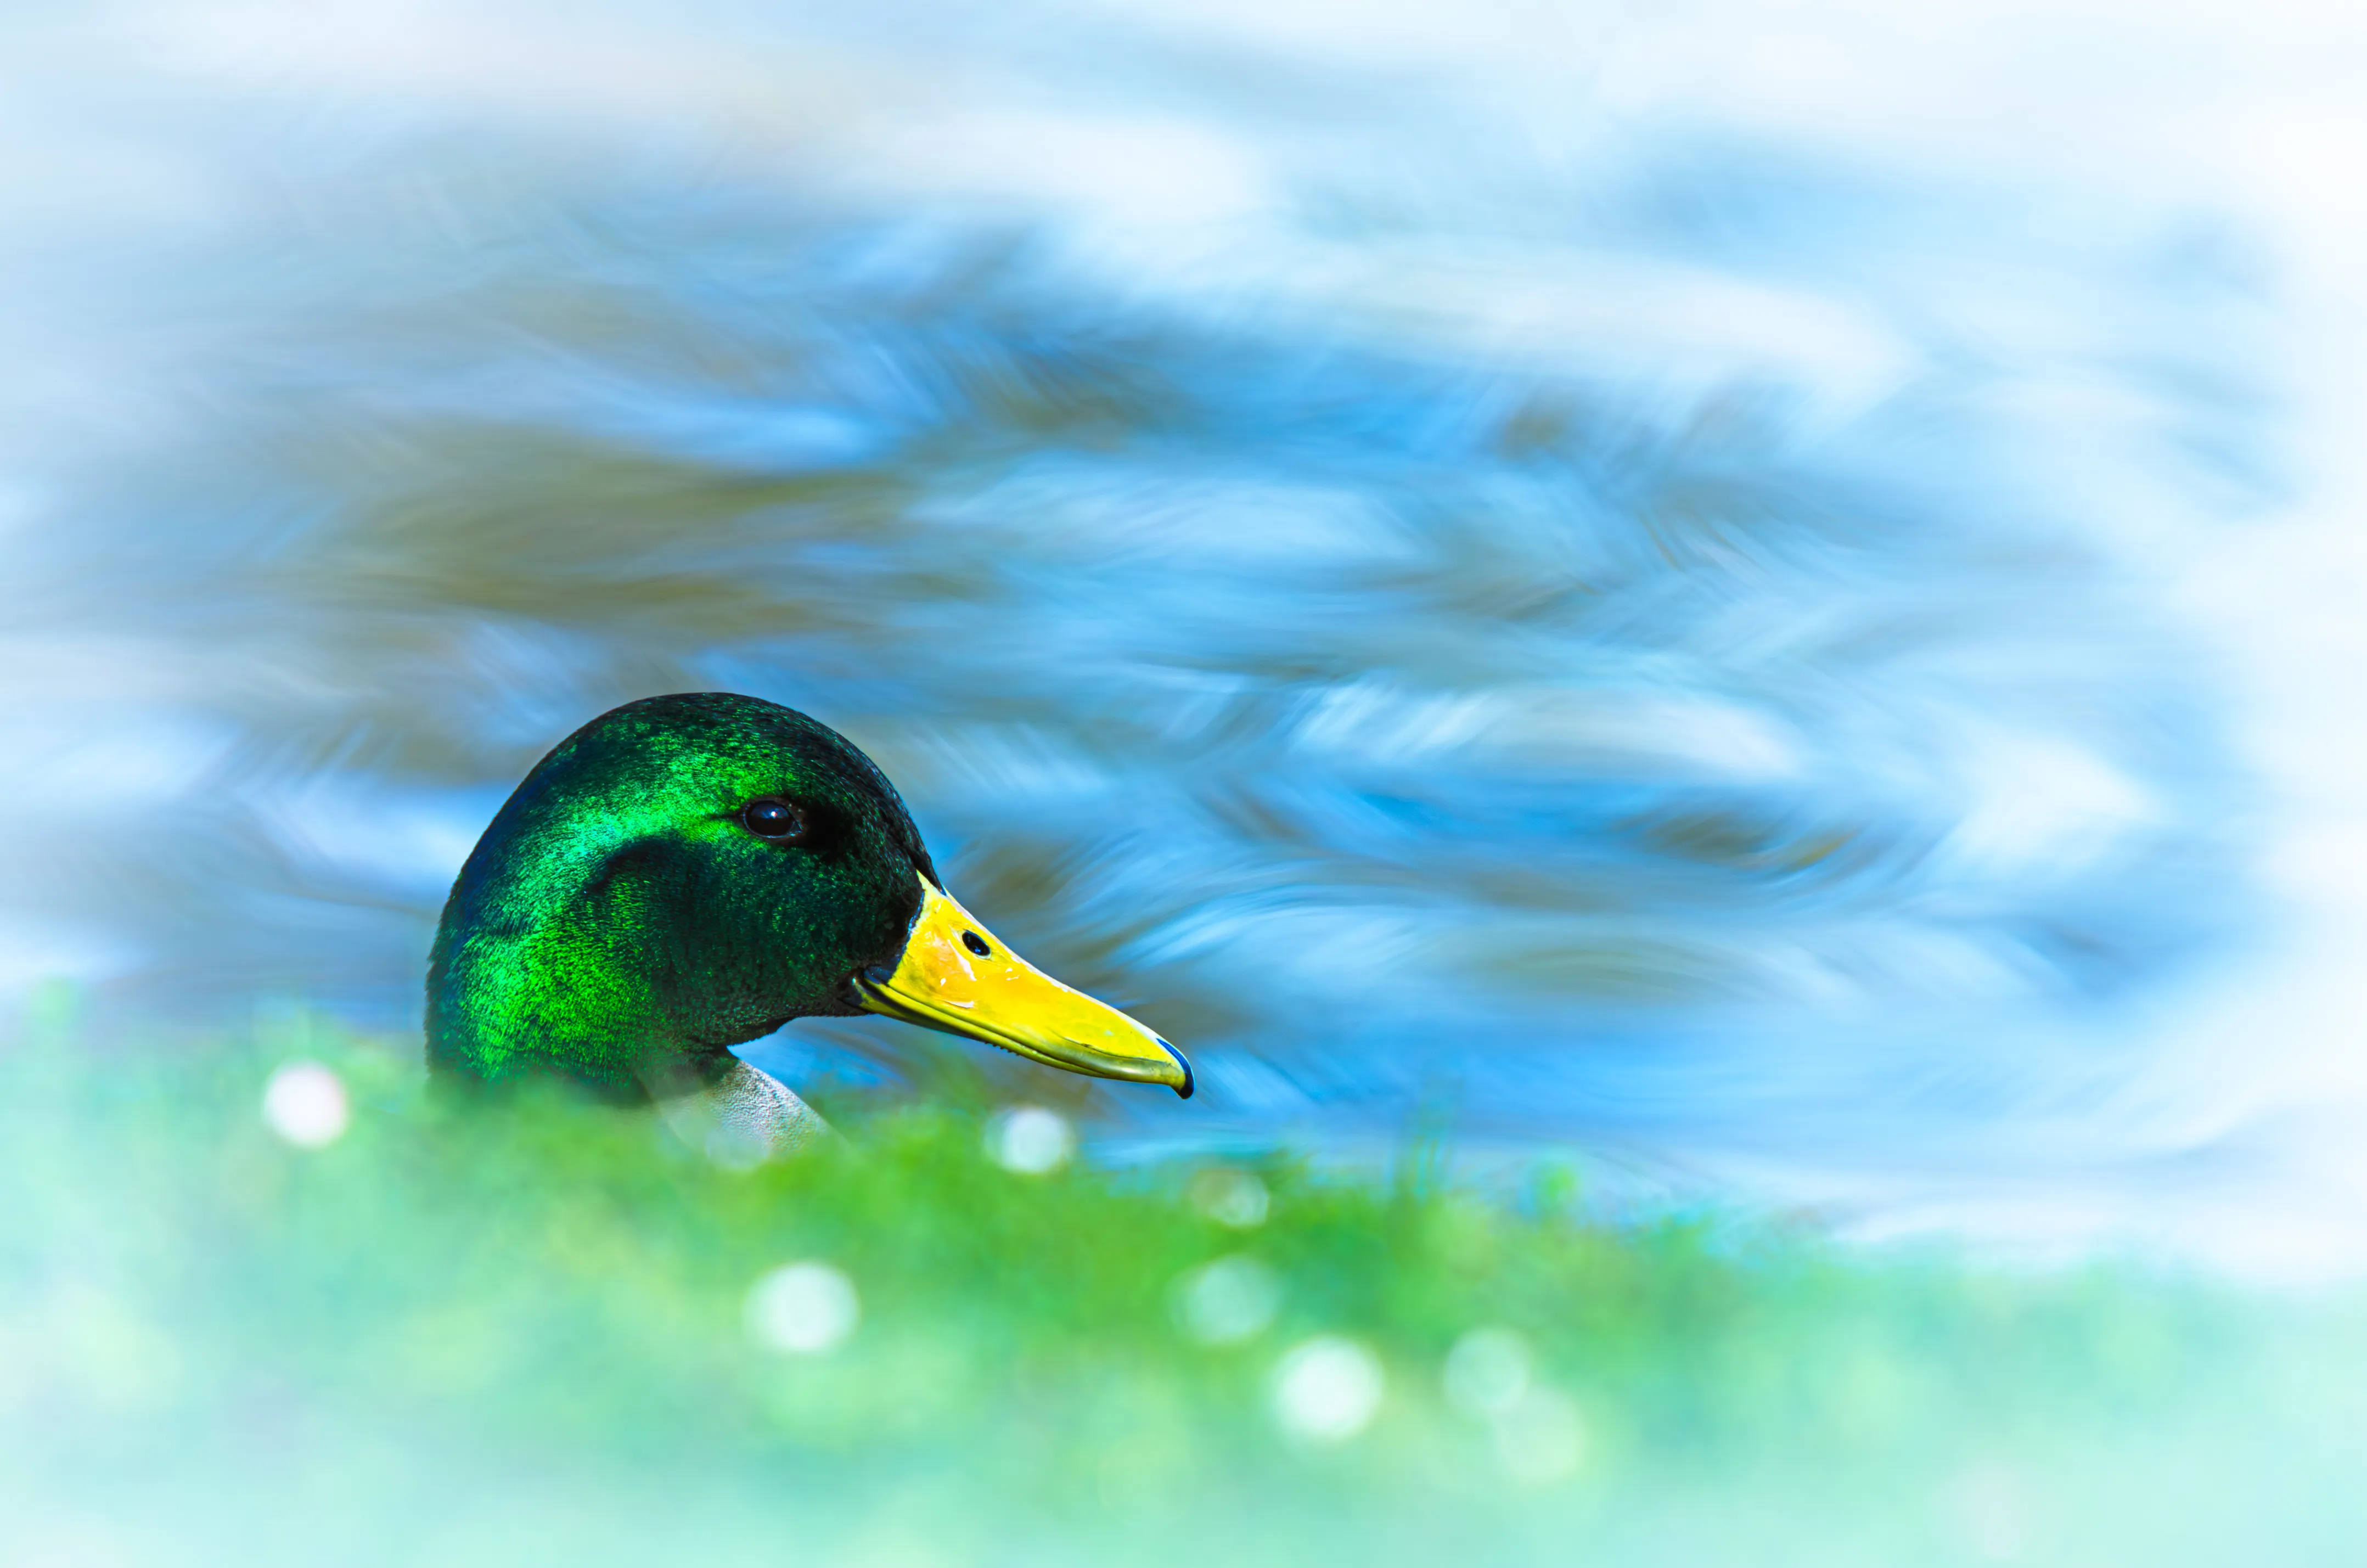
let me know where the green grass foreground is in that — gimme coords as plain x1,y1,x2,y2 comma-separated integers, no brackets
3,1010,2363,1567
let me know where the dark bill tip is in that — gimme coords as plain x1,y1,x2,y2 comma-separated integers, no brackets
1160,1039,1194,1100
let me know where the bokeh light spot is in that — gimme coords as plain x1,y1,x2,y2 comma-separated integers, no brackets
1272,1335,1385,1443
260,1062,349,1149
988,1106,1074,1174
1172,1254,1281,1345
744,1261,860,1355
1492,1386,1588,1485
1446,1326,1586,1483
1443,1325,1533,1418
1189,1167,1271,1228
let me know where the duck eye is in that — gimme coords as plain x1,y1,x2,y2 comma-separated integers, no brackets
741,799,806,841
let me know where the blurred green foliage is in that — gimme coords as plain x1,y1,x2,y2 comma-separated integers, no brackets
2,1007,2360,1566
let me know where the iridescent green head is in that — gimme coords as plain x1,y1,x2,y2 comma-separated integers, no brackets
428,693,1191,1104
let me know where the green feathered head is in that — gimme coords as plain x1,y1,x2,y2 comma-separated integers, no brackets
428,692,1189,1103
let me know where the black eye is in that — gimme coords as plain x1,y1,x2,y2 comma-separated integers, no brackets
741,798,806,841
962,930,991,957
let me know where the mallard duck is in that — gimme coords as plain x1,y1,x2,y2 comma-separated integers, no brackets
426,692,1190,1154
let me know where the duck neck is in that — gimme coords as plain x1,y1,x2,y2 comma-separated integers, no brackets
426,896,745,1104
657,1061,833,1162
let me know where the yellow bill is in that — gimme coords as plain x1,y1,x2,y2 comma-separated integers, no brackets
853,880,1193,1097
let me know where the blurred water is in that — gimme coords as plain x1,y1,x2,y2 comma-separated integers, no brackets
4,0,2366,1269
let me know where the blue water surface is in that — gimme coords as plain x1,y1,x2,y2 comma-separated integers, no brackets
0,0,2331,1261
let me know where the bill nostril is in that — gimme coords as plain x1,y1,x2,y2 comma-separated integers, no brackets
962,930,991,957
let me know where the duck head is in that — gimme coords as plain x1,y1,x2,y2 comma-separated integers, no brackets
427,692,1190,1105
